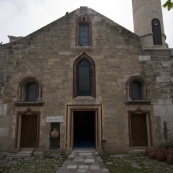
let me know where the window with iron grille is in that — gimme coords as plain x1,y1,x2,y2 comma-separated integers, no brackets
73,52,96,98
78,24,89,46
26,82,37,102
77,59,91,96
76,15,92,46
131,81,142,100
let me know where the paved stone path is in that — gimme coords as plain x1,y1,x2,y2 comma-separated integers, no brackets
56,148,109,173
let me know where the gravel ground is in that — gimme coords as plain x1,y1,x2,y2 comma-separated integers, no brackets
1,153,173,173
0,155,66,173
102,154,173,173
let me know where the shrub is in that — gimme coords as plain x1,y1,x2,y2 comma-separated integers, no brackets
159,142,173,149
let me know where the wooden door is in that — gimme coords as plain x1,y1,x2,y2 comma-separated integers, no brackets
20,114,38,148
131,114,148,147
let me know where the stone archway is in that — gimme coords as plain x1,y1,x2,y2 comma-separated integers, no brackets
128,107,152,147
15,108,40,149
66,105,102,152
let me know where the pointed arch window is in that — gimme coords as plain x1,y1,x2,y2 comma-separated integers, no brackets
77,59,91,96
76,15,92,46
152,19,162,45
73,52,95,98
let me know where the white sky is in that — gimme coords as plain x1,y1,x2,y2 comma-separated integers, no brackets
0,0,172,48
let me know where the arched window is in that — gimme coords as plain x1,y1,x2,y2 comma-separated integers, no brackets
131,81,142,100
17,77,41,102
152,19,162,45
77,59,91,96
126,76,150,102
76,15,92,46
73,51,96,98
26,82,37,102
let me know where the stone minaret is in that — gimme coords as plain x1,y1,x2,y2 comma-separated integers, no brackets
132,0,166,48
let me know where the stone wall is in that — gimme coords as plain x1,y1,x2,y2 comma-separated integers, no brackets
141,49,173,144
0,45,9,151
0,7,172,153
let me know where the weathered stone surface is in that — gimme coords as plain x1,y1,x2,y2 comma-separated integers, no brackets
0,104,7,116
79,153,92,157
0,5,172,153
79,165,89,169
0,128,8,137
67,165,78,169
57,149,108,173
139,55,151,61
132,0,166,48
84,159,95,163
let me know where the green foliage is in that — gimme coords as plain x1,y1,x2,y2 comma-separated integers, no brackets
0,155,66,173
101,155,173,173
159,142,173,149
163,0,173,11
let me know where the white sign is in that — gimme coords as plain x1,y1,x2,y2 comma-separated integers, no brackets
139,55,151,61
46,116,64,122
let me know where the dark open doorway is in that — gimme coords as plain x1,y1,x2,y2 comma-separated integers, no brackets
74,111,95,148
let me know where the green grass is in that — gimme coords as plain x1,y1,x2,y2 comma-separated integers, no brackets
102,154,173,173
0,155,66,173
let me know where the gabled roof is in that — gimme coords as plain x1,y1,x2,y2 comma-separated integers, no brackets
4,7,140,46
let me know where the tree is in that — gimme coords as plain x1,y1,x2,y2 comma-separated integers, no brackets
163,0,173,11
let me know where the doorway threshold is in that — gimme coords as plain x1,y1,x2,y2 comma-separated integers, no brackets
20,148,35,151
73,148,96,153
17,148,36,156
128,148,145,154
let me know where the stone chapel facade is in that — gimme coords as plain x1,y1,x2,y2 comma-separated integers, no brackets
0,0,173,154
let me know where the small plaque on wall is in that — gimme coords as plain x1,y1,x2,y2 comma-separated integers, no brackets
46,116,64,122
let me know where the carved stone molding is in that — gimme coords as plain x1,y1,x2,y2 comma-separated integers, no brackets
17,76,42,102
14,101,45,107
73,51,96,98
126,75,150,101
128,107,153,147
15,108,40,149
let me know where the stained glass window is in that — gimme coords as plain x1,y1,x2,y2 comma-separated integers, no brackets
78,24,89,46
152,19,162,45
26,82,37,102
131,81,142,100
77,59,91,96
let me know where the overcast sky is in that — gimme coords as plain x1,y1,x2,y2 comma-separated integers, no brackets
0,0,172,47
